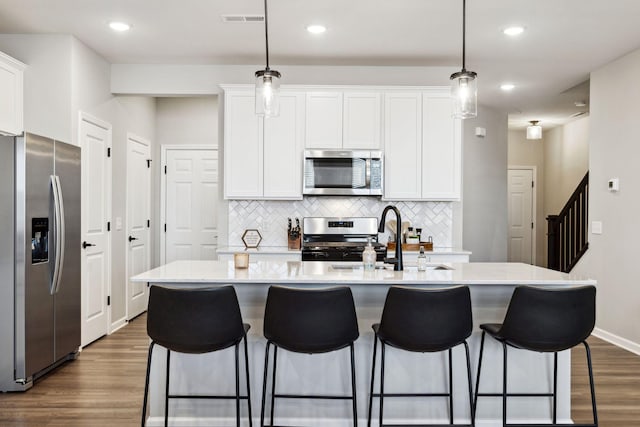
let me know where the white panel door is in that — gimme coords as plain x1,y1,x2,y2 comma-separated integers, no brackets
126,134,151,320
508,169,534,264
383,92,422,200
342,92,381,149
80,114,111,347
165,148,218,262
264,92,305,199
305,91,343,149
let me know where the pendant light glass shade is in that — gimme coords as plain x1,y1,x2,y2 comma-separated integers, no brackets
450,0,477,119
450,70,477,119
526,120,542,140
255,0,281,117
255,69,281,117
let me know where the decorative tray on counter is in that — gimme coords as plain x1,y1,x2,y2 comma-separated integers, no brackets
387,241,433,251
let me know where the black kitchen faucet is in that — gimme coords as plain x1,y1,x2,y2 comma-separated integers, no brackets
379,205,403,271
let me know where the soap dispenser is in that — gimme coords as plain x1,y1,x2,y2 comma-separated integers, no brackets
417,246,428,271
362,238,377,271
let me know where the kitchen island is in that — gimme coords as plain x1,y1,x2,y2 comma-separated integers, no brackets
132,260,596,427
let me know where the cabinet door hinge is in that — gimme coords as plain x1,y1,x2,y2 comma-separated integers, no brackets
107,221,111,232
532,181,535,188
147,219,150,228
107,296,111,306
164,165,167,174
164,223,167,232
147,159,152,168
531,222,534,229
107,147,111,158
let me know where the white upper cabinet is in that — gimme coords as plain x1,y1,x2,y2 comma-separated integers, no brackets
422,90,461,200
305,90,382,149
383,89,462,201
224,89,263,198
342,92,382,149
305,91,343,149
263,92,305,199
383,92,423,200
223,87,304,200
0,51,25,136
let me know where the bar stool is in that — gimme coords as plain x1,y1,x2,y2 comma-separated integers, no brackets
473,285,597,427
141,285,253,427
367,285,474,427
260,285,359,427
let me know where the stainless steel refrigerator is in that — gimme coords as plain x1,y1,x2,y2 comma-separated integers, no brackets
0,132,81,392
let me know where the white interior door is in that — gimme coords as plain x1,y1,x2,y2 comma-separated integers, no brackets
80,113,112,347
126,134,151,320
164,147,218,262
508,168,534,264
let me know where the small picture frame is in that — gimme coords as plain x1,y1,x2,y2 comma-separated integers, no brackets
242,229,262,248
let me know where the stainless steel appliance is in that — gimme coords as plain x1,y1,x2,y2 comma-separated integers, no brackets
0,132,81,392
301,217,387,262
303,149,383,196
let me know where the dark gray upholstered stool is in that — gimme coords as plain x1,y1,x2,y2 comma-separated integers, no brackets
367,285,474,427
473,285,597,427
141,285,252,427
260,285,359,427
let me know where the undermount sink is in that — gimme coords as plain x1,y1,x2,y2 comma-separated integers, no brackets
329,263,454,271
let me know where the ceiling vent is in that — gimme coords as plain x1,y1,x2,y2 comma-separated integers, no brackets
221,15,265,23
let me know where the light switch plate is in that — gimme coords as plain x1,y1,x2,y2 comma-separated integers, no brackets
592,221,602,234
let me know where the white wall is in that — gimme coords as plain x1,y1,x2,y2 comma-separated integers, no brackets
544,116,589,214
154,96,219,265
0,34,72,141
508,129,546,266
462,104,508,262
571,47,640,352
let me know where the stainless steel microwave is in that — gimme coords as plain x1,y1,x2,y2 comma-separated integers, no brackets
303,149,383,196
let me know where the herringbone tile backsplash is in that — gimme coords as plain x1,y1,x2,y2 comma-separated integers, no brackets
228,199,452,247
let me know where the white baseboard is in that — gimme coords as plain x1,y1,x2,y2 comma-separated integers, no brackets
109,317,128,334
145,416,571,427
593,327,640,356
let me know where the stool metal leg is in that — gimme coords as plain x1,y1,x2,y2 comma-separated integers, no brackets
553,351,558,424
367,335,378,427
379,342,386,427
165,349,171,427
449,348,454,424
473,330,486,419
235,343,241,427
584,341,598,426
350,343,358,426
260,341,271,427
502,343,507,427
244,335,253,427
270,345,278,426
141,341,156,427
463,341,474,427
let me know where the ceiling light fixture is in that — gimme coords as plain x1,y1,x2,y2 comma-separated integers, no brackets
306,25,326,34
255,0,281,117
503,26,524,36
450,0,477,119
500,83,515,91
109,21,130,32
526,120,542,140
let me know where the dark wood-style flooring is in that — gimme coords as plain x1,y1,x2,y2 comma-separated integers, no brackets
1,314,639,426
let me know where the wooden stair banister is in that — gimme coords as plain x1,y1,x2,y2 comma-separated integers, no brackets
547,172,589,272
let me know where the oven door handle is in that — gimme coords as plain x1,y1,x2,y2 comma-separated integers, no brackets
365,158,371,189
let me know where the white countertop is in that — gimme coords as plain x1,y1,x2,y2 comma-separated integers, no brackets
217,246,300,255
131,260,595,286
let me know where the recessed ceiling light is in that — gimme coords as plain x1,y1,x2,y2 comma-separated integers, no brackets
306,25,327,34
503,26,524,36
500,83,515,91
109,21,131,32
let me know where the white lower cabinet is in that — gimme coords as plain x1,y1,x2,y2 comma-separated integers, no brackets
0,51,25,136
223,87,304,200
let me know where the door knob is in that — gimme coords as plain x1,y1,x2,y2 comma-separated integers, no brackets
128,236,139,242
82,241,95,249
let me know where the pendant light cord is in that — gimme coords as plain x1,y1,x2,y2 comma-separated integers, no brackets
462,0,466,71
264,0,270,70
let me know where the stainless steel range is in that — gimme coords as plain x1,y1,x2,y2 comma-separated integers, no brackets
301,217,387,262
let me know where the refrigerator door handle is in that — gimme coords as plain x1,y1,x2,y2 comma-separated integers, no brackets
54,175,65,294
50,175,64,295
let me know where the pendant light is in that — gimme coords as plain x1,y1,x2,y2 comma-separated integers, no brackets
255,0,281,117
450,0,478,119
526,120,542,140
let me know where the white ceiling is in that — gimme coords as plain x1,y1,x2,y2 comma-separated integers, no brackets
1,0,640,129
